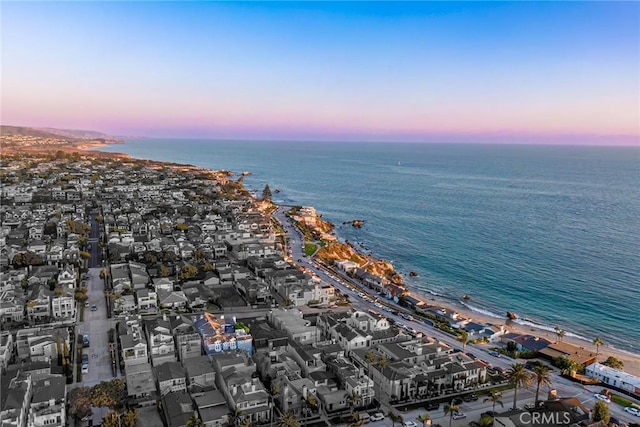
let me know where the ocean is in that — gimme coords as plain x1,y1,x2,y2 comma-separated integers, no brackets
99,139,640,353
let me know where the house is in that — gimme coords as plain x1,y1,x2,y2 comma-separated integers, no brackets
28,376,67,427
193,390,229,427
585,363,640,394
51,289,76,320
0,371,32,427
136,288,158,313
161,391,194,427
121,334,149,367
125,362,158,404
0,332,14,371
539,342,596,367
194,313,254,356
158,289,188,310
186,355,217,391
170,315,203,361
501,333,550,352
145,316,177,366
155,361,187,396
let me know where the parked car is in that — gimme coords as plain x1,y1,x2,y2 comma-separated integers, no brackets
370,413,385,422
624,407,640,416
81,364,89,374
463,393,478,402
90,304,97,311
452,397,463,405
82,354,89,364
425,402,439,411
85,301,90,307
403,422,417,427
82,335,90,347
594,394,611,403
452,412,466,420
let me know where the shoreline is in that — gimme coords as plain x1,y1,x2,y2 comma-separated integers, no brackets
397,278,640,376
81,142,639,374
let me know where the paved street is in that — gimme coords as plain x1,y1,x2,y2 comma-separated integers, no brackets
74,266,120,389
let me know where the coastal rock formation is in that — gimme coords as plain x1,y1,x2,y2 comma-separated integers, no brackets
316,243,404,285
352,219,364,228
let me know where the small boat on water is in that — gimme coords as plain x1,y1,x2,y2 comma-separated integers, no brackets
274,189,280,193
506,311,518,320
463,294,471,300
409,271,418,277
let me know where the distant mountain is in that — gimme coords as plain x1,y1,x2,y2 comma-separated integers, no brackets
1,125,125,142
36,127,114,140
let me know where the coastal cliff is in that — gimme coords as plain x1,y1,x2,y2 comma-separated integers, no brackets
316,242,404,285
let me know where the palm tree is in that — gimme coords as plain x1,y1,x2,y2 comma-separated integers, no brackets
417,413,431,427
558,329,566,342
375,355,390,406
532,365,552,406
444,401,460,427
458,330,469,354
186,413,204,427
269,385,280,427
506,363,532,410
478,415,494,427
483,390,504,413
388,412,403,427
554,326,562,343
277,412,299,427
365,350,377,376
593,337,604,361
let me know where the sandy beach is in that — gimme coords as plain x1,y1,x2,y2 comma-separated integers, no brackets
413,290,640,376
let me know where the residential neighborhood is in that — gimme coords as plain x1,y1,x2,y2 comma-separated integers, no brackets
1,150,638,427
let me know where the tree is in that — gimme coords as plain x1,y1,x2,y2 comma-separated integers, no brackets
593,337,604,361
417,413,431,427
388,412,403,427
483,390,504,413
159,264,170,277
123,409,138,427
478,415,494,427
277,412,299,427
91,379,126,409
179,263,198,280
602,356,624,370
102,411,122,427
186,413,204,427
365,350,377,377
68,387,92,420
458,330,469,354
349,412,364,427
263,184,272,201
532,365,552,406
506,363,532,410
239,419,254,427
592,400,610,425
444,401,460,427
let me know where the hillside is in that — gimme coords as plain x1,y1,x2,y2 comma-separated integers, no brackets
1,125,78,141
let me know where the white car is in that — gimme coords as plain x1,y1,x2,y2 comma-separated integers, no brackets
370,413,385,422
403,421,417,427
594,394,611,403
452,412,466,420
81,364,89,374
624,407,640,416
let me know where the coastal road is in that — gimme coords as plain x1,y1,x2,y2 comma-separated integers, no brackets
273,206,640,424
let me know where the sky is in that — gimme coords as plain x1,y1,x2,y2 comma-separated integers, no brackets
1,1,639,145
